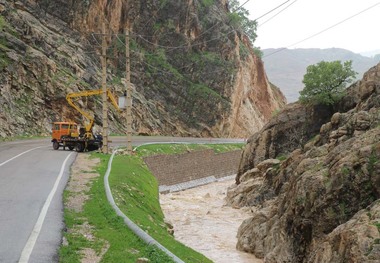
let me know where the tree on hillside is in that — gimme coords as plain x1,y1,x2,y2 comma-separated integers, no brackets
299,60,357,105
228,0,258,44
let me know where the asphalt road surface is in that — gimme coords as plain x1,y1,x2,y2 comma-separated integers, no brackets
0,136,245,263
0,139,75,263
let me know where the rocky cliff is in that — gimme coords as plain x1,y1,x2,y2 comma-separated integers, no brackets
227,63,380,262
0,0,285,138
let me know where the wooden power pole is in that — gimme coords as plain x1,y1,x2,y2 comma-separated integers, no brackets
125,26,133,154
102,22,109,154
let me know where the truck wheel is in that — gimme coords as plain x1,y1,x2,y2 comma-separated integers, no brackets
53,141,59,150
76,143,84,152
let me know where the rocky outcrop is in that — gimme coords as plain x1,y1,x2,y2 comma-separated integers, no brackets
0,0,285,138
235,102,333,184
227,63,380,262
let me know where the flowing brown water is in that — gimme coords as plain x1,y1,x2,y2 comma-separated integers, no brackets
159,179,262,263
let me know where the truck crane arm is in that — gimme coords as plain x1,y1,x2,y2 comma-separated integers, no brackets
66,89,120,139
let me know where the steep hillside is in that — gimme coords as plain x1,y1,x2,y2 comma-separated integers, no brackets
0,0,285,139
263,48,380,102
227,63,380,262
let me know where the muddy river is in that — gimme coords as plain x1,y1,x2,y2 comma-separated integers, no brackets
159,178,262,263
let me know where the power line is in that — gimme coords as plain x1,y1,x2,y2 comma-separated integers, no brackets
264,1,380,58
84,0,262,81
239,0,252,8
88,0,261,55
259,0,298,27
254,0,291,21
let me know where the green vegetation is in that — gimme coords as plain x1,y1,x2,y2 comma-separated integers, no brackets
253,47,263,58
0,16,6,31
239,43,249,60
108,155,208,262
159,0,170,8
60,143,243,262
271,108,281,117
137,143,243,156
326,207,335,220
0,20,10,71
0,14,19,37
201,0,214,7
341,166,350,176
145,49,183,80
368,152,378,175
186,51,228,70
228,0,258,44
0,48,10,70
374,222,380,232
189,83,226,102
339,202,348,218
296,196,305,205
276,153,288,161
299,60,357,105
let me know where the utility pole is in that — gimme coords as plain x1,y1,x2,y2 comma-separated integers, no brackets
102,22,109,154
125,25,133,154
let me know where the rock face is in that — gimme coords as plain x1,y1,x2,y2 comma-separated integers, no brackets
227,63,380,262
0,0,285,138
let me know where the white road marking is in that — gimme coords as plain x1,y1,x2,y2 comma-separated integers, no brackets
0,146,46,167
18,152,74,263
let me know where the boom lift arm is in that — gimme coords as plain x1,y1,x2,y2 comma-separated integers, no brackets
66,89,120,139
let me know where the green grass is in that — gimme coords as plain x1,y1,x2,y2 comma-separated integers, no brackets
60,143,243,262
60,154,177,263
109,154,209,262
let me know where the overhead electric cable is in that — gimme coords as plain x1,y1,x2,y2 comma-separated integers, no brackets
239,0,252,9
87,0,262,80
186,0,252,45
126,0,254,51
259,0,298,27
254,0,291,21
86,0,260,54
264,1,380,58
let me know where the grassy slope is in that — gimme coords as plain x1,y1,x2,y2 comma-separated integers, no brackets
60,143,243,263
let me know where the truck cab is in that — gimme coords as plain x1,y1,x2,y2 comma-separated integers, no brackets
51,121,102,152
51,122,79,150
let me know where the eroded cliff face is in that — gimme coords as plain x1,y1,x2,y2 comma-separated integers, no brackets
0,0,285,138
227,63,380,262
226,45,285,137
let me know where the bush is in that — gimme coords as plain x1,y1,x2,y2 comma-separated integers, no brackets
299,60,357,105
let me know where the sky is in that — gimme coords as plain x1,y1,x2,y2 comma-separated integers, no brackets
238,0,380,54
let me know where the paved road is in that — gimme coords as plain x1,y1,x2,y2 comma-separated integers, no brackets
0,136,245,262
0,139,75,263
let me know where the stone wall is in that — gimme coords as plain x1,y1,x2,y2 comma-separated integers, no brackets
144,150,242,187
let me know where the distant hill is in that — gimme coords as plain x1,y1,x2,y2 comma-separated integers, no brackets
262,48,380,102
360,49,380,57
